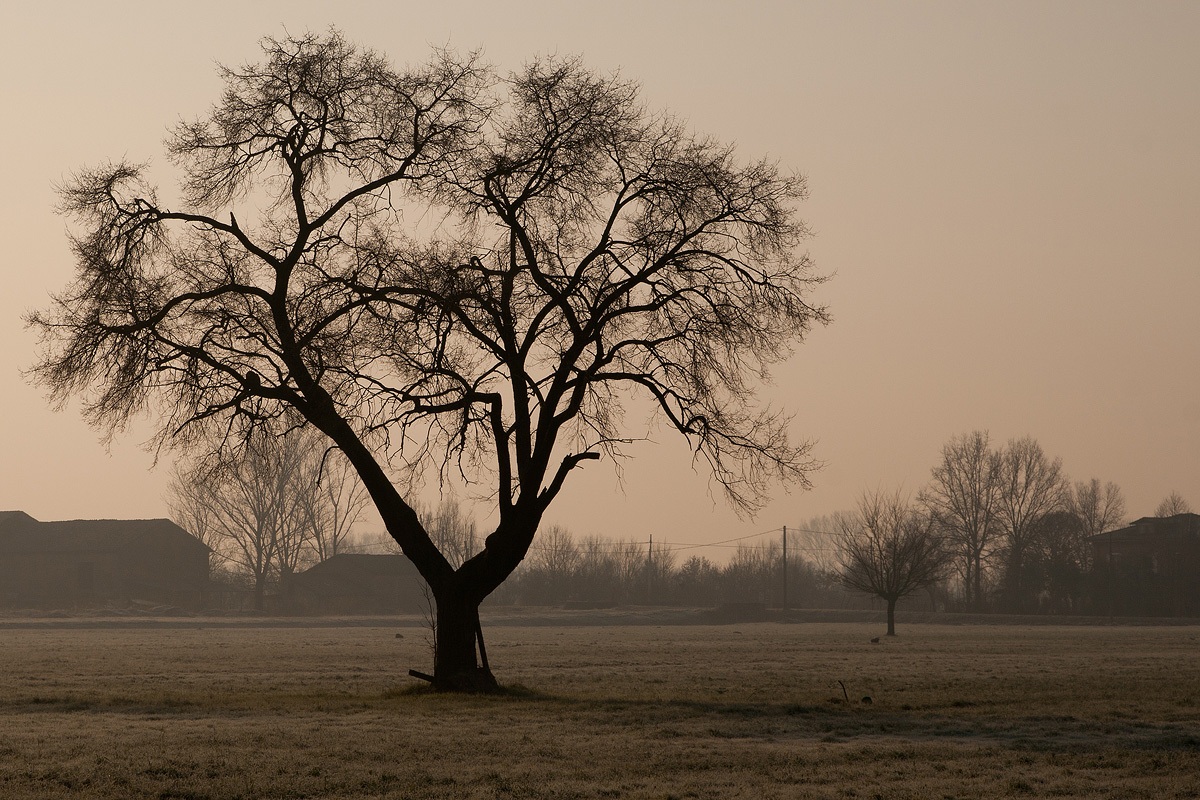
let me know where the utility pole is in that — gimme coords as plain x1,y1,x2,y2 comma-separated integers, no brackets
782,525,788,612
647,534,654,603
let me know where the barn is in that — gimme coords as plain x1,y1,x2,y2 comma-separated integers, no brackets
1090,513,1200,616
0,511,210,610
286,553,428,614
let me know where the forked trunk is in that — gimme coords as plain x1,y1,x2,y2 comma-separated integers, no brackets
432,590,498,693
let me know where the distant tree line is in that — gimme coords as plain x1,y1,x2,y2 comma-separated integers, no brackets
485,527,879,611
835,431,1195,622
170,426,1191,619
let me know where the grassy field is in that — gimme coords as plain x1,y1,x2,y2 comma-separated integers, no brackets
0,617,1197,799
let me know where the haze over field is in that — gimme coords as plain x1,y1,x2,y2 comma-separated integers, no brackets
1,1,1197,550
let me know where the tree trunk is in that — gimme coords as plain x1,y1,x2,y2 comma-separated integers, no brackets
253,573,266,612
432,589,498,693
886,597,897,636
973,553,984,610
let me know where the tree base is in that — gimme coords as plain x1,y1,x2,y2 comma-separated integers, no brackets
411,667,501,693
438,667,500,693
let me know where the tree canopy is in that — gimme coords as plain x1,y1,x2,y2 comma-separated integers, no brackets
29,31,827,688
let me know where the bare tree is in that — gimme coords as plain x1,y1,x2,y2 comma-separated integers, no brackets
1155,491,1192,517
835,490,946,636
724,540,781,604
644,538,679,604
296,434,371,562
1070,478,1125,550
1029,510,1087,612
522,523,581,603
994,436,1068,613
180,431,312,610
528,524,581,577
1018,480,1124,613
171,427,367,608
413,497,479,570
572,534,622,603
165,464,221,553
790,515,840,575
920,431,1001,610
29,31,826,690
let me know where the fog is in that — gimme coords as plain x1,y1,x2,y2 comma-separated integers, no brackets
2,1,1196,550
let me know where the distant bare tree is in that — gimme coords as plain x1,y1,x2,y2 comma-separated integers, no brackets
724,540,782,604
297,436,371,562
171,429,366,609
644,538,679,603
569,534,620,602
1155,491,1192,517
415,497,479,570
1020,479,1127,613
1031,510,1089,612
789,515,840,575
165,465,221,553
1070,478,1126,548
994,437,1068,612
615,539,649,599
920,431,1002,610
835,490,946,635
675,555,721,606
184,432,312,610
528,524,581,577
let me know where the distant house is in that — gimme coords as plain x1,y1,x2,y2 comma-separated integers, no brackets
1089,513,1200,616
0,511,210,610
286,553,427,614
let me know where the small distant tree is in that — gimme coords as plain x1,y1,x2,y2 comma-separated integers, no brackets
1071,479,1126,543
836,490,947,635
643,539,678,604
1155,491,1192,517
523,524,581,603
171,429,367,608
165,466,221,553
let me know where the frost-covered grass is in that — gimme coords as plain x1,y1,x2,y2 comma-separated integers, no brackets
1,620,1198,798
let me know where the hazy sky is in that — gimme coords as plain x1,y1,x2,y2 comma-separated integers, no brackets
1,2,1197,556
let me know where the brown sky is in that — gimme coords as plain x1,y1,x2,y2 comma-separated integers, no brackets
1,1,1197,556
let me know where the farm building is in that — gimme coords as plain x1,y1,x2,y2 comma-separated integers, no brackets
0,511,210,610
285,553,428,614
1089,513,1200,616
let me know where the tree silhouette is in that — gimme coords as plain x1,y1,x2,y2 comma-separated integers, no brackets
1155,491,1191,517
835,490,946,635
29,31,826,690
920,431,1001,610
994,436,1067,613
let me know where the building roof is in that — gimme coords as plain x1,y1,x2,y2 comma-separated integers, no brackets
1089,513,1200,544
294,553,421,582
0,510,38,527
0,511,209,553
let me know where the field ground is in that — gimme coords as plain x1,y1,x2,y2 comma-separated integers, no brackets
0,615,1198,799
